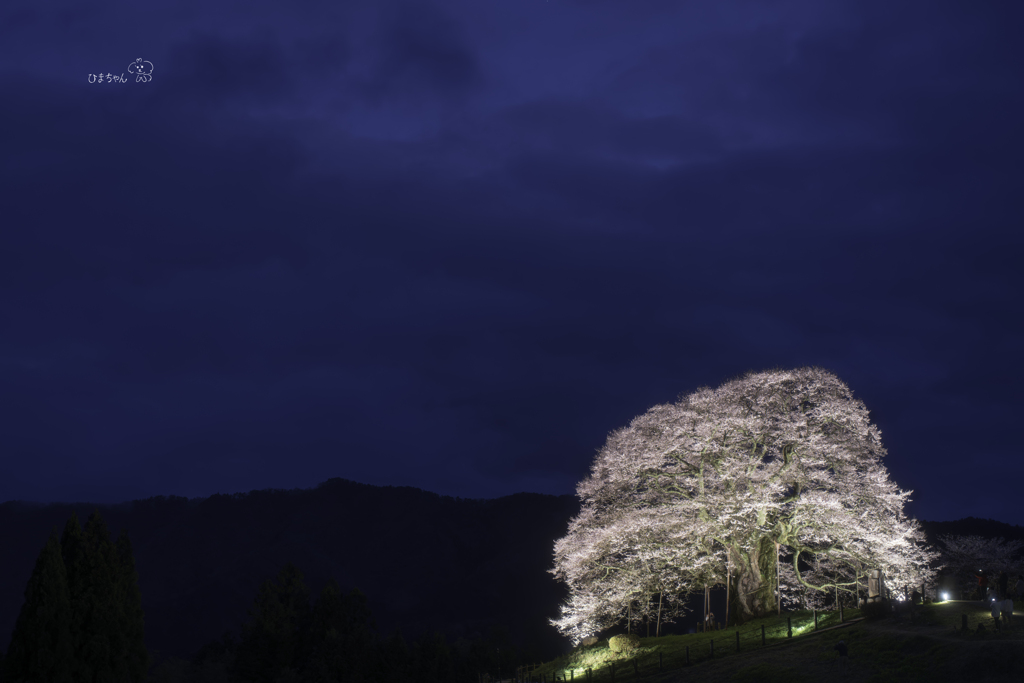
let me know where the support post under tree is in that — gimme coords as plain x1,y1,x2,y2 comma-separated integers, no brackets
776,542,781,615
725,555,731,628
656,592,663,637
703,584,709,632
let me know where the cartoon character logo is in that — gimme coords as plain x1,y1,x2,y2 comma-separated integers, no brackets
127,58,154,82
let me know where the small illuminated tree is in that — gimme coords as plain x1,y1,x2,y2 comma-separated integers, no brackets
938,535,1023,597
551,367,937,641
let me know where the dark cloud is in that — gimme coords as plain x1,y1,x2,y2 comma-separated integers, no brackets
0,0,1021,524
356,1,482,103
162,33,296,107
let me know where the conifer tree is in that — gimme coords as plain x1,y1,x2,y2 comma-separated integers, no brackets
61,512,90,683
8,512,147,683
305,580,377,681
115,529,149,683
234,563,311,683
379,630,411,683
54,510,147,683
82,510,131,683
5,530,75,683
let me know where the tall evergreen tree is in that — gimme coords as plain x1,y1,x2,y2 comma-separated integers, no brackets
305,580,377,682
234,563,311,683
5,530,75,683
114,530,149,683
81,510,131,683
8,512,148,683
379,630,411,683
61,512,90,683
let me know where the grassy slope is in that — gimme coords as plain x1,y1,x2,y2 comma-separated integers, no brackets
529,600,1024,683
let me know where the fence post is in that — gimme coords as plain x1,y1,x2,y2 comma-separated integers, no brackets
761,624,765,646
787,616,792,638
633,659,638,677
686,645,689,665
962,613,968,631
840,599,844,623
659,652,662,670
736,630,740,651
814,609,818,630
710,639,714,658
611,662,614,682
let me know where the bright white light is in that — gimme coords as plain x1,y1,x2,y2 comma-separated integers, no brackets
942,592,949,601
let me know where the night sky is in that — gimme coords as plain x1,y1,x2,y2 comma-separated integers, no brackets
2,0,1022,526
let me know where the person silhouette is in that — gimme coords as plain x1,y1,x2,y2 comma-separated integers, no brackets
974,570,989,600
833,640,848,673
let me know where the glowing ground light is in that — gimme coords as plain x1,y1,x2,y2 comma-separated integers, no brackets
942,592,949,601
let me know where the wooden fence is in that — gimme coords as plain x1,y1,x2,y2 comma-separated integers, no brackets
491,609,861,683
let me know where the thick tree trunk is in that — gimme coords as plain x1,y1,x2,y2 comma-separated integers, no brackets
729,535,778,623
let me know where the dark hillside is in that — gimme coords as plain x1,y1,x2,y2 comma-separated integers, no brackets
0,479,580,660
4,480,1021,665
917,517,1024,546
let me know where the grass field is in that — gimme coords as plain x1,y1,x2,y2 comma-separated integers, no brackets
519,599,1024,683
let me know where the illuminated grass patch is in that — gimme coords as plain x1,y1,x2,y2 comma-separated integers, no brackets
529,608,863,681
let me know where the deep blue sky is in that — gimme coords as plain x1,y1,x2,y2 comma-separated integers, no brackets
2,0,1021,525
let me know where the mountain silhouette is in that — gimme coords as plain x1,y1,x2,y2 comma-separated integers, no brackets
4,480,1021,664
0,479,579,661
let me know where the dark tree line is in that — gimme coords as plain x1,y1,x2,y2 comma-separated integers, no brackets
151,563,528,683
2,510,148,683
1,483,577,662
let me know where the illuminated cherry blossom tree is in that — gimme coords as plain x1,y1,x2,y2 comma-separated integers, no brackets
551,367,937,642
